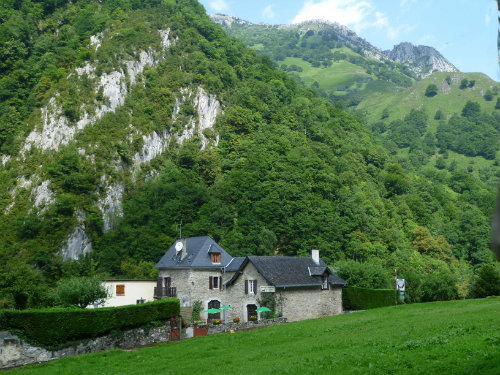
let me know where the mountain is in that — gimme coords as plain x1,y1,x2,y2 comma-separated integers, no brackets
384,42,459,78
0,0,497,309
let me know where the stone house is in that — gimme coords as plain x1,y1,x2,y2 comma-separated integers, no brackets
154,236,346,322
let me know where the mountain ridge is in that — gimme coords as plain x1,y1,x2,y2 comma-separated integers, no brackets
210,14,458,79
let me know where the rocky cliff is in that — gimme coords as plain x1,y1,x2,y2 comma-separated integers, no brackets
384,42,459,78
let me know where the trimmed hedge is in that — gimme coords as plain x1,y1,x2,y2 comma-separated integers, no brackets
0,298,179,348
343,287,396,310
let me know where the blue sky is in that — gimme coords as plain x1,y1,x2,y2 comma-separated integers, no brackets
198,0,499,81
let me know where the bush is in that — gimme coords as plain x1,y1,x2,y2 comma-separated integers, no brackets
420,271,458,302
342,287,396,310
54,276,109,308
470,264,500,298
425,84,438,97
335,260,392,289
0,298,179,348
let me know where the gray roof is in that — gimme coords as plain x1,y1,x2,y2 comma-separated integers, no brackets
309,266,327,276
155,236,233,269
225,257,246,272
227,256,346,288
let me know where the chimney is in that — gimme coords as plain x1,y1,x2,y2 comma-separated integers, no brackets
311,249,320,265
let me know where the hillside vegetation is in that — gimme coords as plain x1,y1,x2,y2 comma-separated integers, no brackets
0,0,498,309
5,298,500,375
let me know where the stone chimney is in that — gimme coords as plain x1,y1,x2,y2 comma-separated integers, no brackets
311,249,320,265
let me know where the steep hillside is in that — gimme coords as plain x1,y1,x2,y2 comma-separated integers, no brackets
0,0,496,308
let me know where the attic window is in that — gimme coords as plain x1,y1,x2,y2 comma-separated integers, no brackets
116,284,125,295
211,253,221,264
321,276,329,290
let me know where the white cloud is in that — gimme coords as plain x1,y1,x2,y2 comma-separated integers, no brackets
209,0,229,13
292,0,413,40
262,5,275,19
292,0,372,26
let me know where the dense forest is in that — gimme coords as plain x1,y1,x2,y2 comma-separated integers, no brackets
0,0,498,309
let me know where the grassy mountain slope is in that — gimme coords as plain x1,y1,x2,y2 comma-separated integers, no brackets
358,72,499,125
0,0,497,309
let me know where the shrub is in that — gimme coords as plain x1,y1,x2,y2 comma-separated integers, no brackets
0,298,179,348
420,271,458,302
425,84,438,97
342,287,396,310
335,259,392,289
470,264,500,298
54,276,109,308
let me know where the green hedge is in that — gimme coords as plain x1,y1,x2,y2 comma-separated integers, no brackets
0,298,179,348
343,287,396,310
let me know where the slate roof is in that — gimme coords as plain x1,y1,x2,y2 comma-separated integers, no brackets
155,236,233,269
225,257,246,272
227,256,346,288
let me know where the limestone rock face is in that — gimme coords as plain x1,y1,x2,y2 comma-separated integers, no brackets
60,226,93,260
384,42,459,78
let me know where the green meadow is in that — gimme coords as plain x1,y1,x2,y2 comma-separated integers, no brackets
7,298,500,375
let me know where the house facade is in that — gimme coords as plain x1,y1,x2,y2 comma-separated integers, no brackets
154,236,346,322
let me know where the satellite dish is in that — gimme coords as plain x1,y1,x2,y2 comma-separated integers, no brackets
175,241,183,252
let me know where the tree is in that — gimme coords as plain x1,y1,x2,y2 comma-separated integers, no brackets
54,276,109,308
483,89,493,101
381,108,389,119
470,264,500,298
434,109,443,120
459,78,469,89
425,84,438,97
461,101,480,118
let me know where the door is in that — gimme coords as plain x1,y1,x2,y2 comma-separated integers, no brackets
207,300,221,322
247,304,257,321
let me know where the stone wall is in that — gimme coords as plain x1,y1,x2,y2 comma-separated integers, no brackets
279,286,343,322
224,262,270,322
207,317,287,335
0,325,171,369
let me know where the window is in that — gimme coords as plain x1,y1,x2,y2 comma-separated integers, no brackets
245,280,257,294
322,276,329,290
116,284,125,296
211,253,221,264
209,276,222,290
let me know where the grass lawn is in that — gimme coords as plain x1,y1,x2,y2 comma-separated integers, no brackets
6,298,500,375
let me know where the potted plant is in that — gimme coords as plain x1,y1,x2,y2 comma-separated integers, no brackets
249,315,258,322
212,319,222,326
233,316,240,323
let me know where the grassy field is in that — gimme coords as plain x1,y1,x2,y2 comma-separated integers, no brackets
6,298,500,375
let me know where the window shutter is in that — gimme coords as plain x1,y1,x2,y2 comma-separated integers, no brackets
156,277,163,288
219,276,222,290
165,277,171,288
116,284,125,295
245,280,248,294
209,276,213,290
254,279,257,293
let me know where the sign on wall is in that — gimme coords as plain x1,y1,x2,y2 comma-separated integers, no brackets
397,279,405,291
260,286,276,293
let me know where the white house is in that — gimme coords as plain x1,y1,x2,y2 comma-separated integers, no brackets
100,279,156,307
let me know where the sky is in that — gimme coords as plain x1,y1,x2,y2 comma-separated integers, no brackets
198,0,500,81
